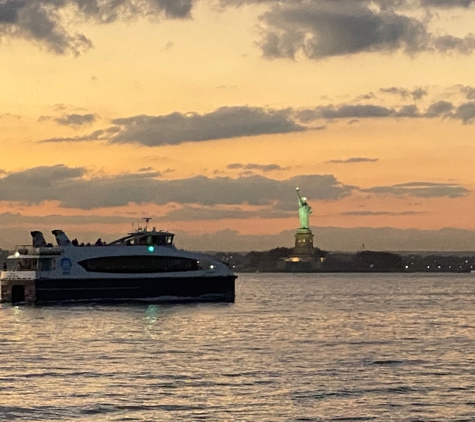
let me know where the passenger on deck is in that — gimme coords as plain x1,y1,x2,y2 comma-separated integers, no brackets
72,238,79,246
95,238,103,246
2,262,6,271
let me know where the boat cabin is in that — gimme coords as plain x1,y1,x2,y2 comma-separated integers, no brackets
5,256,57,272
107,229,175,247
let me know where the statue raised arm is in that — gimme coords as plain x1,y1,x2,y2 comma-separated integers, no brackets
296,187,312,229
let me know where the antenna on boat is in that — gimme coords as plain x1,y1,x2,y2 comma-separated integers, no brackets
143,217,152,231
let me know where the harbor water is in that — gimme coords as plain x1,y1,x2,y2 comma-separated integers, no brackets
1,273,475,421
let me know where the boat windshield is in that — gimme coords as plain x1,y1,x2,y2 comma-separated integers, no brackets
135,234,174,246
107,231,175,247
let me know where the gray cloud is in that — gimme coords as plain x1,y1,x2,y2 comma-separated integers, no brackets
342,210,425,216
108,106,305,146
356,93,376,100
173,226,475,252
296,105,396,121
3,0,475,57
4,224,475,252
0,212,134,226
0,164,85,203
221,0,475,9
0,113,21,120
380,87,408,97
39,127,120,143
297,104,422,121
459,85,475,100
397,104,419,117
227,163,287,172
452,102,475,124
424,101,453,117
53,113,97,126
380,86,429,100
0,165,355,209
227,163,244,169
3,164,85,184
4,1,94,56
362,182,470,198
299,101,471,122
0,0,195,55
412,87,428,100
421,0,475,6
0,209,291,230
0,1,23,24
156,205,293,221
38,98,475,147
0,163,472,251
326,157,379,164
258,1,475,60
432,34,475,54
37,98,475,147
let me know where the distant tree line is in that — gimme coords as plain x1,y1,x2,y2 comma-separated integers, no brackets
212,249,475,273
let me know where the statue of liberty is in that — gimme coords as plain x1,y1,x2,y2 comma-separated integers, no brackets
296,187,312,229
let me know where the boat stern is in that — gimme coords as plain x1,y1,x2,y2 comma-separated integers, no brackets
0,271,37,304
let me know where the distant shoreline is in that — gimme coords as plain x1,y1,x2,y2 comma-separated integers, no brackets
211,249,475,274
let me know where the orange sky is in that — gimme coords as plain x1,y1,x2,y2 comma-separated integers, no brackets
2,0,475,251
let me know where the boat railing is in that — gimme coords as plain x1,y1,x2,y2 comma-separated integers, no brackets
13,245,63,256
1,270,37,280
14,245,37,256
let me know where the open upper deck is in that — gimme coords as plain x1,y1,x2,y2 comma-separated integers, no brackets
17,225,176,251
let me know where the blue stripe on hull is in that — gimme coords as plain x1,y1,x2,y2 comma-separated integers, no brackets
35,276,236,304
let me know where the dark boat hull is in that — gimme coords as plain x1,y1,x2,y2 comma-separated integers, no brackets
34,276,236,304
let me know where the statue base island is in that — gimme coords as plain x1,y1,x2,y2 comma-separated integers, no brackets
277,188,322,272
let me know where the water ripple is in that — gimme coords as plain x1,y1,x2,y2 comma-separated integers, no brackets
1,273,475,421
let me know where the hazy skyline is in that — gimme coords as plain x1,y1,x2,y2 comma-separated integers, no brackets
2,0,475,251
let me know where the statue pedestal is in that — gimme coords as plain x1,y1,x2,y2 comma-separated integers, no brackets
276,227,322,272
293,228,315,257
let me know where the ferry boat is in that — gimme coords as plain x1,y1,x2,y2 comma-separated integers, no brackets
0,221,236,304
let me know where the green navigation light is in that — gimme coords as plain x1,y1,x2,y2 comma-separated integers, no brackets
148,246,154,252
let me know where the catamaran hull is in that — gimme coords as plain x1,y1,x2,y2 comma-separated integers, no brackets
4,276,236,304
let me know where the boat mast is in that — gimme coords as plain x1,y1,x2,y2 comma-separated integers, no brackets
143,217,152,231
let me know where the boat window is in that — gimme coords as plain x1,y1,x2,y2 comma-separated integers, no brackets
38,258,56,272
133,235,174,246
10,258,38,271
155,236,166,245
162,235,173,245
136,236,148,245
78,256,199,273
153,235,174,245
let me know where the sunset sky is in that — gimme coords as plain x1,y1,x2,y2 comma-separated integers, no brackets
2,0,475,252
